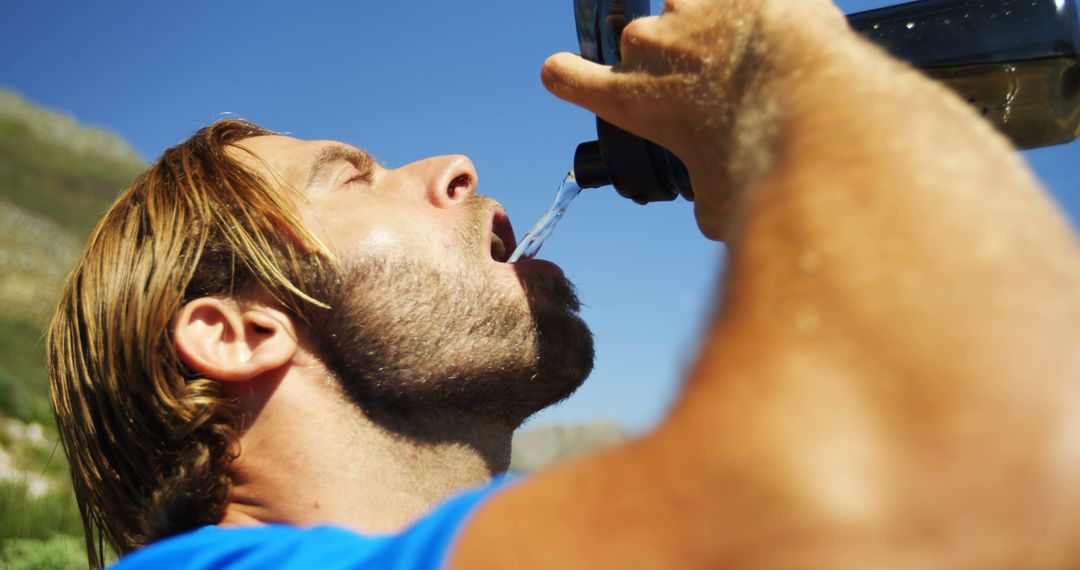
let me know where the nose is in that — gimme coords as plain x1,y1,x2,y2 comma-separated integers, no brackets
399,155,478,207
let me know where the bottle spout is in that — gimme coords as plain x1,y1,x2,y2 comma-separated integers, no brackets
573,141,611,189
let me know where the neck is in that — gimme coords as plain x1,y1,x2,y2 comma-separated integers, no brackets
220,366,513,534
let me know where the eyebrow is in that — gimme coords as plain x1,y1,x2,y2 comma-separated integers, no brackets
304,145,376,191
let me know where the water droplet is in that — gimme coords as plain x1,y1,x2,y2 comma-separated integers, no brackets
1001,63,1019,124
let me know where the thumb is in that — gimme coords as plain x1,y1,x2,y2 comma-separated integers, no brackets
541,52,631,119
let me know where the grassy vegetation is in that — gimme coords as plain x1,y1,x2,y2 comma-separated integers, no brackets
0,90,143,565
0,90,143,423
0,481,82,540
0,535,86,570
0,117,142,238
0,316,51,425
0,481,84,569
0,92,143,425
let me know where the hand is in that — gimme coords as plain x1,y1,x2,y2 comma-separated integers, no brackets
541,0,849,240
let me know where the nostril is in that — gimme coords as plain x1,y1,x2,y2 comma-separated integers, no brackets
447,174,471,200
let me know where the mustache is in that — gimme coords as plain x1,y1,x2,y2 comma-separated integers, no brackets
457,195,501,254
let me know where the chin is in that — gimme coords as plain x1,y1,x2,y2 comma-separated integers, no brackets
305,252,595,431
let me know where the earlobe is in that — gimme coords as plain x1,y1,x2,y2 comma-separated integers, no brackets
174,297,298,382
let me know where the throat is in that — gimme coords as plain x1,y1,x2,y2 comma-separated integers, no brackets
225,403,514,535
365,408,516,475
333,410,515,532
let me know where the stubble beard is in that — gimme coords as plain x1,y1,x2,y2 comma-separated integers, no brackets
306,205,594,435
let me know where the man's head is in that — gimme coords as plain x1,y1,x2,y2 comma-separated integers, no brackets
228,135,593,428
48,120,593,566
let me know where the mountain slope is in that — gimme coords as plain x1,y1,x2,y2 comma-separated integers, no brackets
0,88,144,424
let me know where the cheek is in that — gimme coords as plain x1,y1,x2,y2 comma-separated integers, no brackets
304,208,403,259
304,203,464,264
330,218,456,266
352,226,406,255
327,225,418,265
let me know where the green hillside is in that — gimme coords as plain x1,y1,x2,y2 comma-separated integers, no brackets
0,88,143,567
0,89,144,423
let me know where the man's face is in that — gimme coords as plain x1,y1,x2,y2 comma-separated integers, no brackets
236,135,594,428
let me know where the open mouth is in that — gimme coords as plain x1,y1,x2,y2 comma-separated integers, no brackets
489,207,517,263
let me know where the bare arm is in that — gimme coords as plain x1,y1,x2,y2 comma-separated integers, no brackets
452,0,1080,566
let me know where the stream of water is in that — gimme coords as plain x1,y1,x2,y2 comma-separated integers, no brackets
508,170,582,263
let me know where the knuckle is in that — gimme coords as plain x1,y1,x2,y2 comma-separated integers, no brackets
620,16,659,43
665,0,705,14
619,19,646,48
619,17,661,59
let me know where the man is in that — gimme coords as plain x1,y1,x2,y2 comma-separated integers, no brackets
50,0,1080,567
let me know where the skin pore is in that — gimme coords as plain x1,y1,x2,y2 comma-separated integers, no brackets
173,136,592,534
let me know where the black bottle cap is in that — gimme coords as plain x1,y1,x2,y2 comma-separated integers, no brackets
574,141,611,189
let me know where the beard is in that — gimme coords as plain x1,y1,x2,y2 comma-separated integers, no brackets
305,200,594,432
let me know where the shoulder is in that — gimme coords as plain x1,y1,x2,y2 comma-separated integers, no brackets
111,477,517,570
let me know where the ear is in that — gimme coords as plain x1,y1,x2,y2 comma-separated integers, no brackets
174,297,298,382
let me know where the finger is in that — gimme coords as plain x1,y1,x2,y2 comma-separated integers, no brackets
541,52,632,117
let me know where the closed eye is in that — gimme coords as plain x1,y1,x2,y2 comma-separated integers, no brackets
345,171,373,186
307,145,378,193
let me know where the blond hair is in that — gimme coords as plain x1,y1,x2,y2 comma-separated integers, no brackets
48,119,329,567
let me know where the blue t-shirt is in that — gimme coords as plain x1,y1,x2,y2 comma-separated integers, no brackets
111,478,513,570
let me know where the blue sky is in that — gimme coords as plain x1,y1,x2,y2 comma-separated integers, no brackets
2,0,1077,433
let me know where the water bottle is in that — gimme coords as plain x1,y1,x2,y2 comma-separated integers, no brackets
572,0,1080,204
